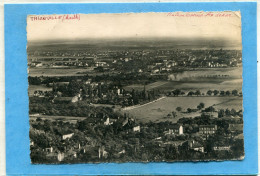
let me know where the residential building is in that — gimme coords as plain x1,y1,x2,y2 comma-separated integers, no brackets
57,153,65,162
133,126,140,132
62,133,74,140
213,146,231,151
189,140,204,153
164,125,183,135
199,125,217,135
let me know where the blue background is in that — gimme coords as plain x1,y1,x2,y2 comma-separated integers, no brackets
5,2,258,175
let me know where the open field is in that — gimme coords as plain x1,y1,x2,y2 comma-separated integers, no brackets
123,96,242,123
168,67,242,81
29,67,93,77
124,81,168,91
170,79,242,92
28,85,52,96
29,67,121,77
30,115,86,124
124,67,242,92
124,79,242,93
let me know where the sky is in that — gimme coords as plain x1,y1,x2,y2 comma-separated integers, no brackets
27,12,242,48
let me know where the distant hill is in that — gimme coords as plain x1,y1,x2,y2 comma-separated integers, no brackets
27,37,241,52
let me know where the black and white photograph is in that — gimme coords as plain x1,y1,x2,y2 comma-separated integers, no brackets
27,12,244,164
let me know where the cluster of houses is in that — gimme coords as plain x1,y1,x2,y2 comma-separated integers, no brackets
29,60,109,68
149,56,240,74
30,113,243,162
28,48,241,73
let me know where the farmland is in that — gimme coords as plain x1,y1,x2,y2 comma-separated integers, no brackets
123,96,242,123
29,67,93,77
124,79,242,93
170,79,242,92
123,67,242,92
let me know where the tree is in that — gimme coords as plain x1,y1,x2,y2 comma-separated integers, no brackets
213,90,219,96
77,120,89,131
197,104,202,110
180,91,186,96
220,91,225,96
172,111,177,118
207,90,213,96
230,109,237,116
98,83,102,98
176,107,182,112
172,89,181,96
35,133,49,148
226,91,231,96
218,109,225,118
205,106,215,112
225,109,231,116
198,102,205,109
36,117,42,122
188,91,194,96
43,120,52,132
187,108,192,113
167,113,172,118
67,80,82,97
232,90,238,96
195,90,201,96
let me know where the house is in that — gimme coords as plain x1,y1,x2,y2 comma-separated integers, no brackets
85,79,92,84
199,125,217,135
133,125,140,132
189,140,204,153
98,146,108,159
213,146,231,151
46,152,58,159
62,133,74,140
57,152,65,162
71,94,81,103
104,117,114,126
95,61,107,67
152,69,160,73
164,125,183,135
118,149,126,154
35,63,43,67
45,147,53,153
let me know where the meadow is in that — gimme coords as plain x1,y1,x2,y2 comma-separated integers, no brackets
123,79,242,94
28,85,52,96
123,96,242,123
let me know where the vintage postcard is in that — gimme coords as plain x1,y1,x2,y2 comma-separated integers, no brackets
27,11,244,164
